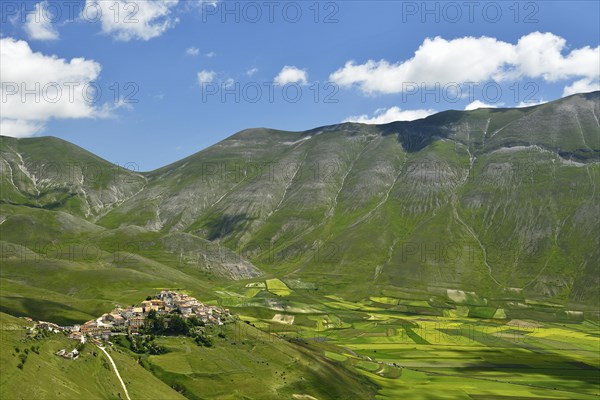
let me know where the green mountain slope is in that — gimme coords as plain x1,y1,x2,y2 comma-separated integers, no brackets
98,92,599,306
0,136,146,219
1,92,598,321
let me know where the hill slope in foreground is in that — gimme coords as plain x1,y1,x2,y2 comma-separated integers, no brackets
0,92,599,399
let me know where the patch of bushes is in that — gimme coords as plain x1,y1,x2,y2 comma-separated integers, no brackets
17,353,28,369
113,334,168,355
143,310,201,336
194,334,213,347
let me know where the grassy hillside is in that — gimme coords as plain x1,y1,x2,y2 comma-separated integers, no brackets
0,135,146,219
0,312,378,400
1,93,599,320
87,92,600,307
0,312,185,400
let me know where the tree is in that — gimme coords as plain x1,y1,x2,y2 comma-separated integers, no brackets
187,315,203,327
169,314,189,335
195,334,213,347
143,310,165,335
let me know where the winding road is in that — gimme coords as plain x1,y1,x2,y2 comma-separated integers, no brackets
97,345,132,400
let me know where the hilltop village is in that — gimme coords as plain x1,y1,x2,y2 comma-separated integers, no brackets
31,290,230,343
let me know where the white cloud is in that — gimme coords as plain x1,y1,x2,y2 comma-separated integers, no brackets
24,1,59,41
330,32,600,95
205,51,216,58
108,98,134,112
508,33,599,82
183,0,219,11
0,37,105,137
224,78,235,88
197,70,216,85
563,78,600,96
185,46,200,56
85,0,179,41
274,66,308,85
516,98,547,108
344,106,436,124
464,100,499,111
0,119,44,138
246,67,258,77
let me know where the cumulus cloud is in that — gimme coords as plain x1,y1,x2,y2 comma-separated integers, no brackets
0,119,45,138
185,46,200,56
201,0,219,8
183,0,219,12
563,78,600,96
516,98,547,108
246,67,258,77
0,38,106,137
344,107,436,124
330,32,600,95
24,1,59,41
224,78,235,88
85,0,179,41
197,70,216,85
464,100,499,110
509,33,599,82
274,66,308,85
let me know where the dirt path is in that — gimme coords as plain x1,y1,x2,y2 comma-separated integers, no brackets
97,345,132,400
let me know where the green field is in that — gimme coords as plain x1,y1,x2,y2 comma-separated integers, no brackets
223,288,599,400
1,272,598,399
266,279,293,297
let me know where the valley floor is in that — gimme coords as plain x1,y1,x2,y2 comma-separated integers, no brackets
2,281,599,400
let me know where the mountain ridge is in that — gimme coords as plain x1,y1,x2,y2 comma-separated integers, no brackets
2,91,598,174
1,92,599,323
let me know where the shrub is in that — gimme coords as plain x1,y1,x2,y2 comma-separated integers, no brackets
194,334,213,347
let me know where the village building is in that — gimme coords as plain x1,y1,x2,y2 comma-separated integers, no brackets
105,313,126,327
81,321,104,336
36,321,63,333
55,348,79,360
68,331,86,343
37,290,230,342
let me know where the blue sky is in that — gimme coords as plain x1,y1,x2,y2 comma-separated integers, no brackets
1,0,599,171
